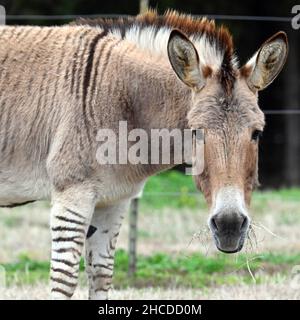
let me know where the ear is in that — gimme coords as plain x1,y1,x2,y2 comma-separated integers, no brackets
167,29,205,90
242,31,288,91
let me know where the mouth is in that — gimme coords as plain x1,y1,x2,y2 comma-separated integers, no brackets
216,245,243,254
213,233,246,254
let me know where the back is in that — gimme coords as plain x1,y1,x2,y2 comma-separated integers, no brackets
0,25,103,164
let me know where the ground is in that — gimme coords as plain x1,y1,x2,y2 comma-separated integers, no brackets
0,172,300,299
2,283,300,300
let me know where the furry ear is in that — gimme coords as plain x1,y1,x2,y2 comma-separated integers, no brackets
241,31,288,91
167,29,205,90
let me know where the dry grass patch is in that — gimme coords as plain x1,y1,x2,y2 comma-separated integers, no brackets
1,282,300,300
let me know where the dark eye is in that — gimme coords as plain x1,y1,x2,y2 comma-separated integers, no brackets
251,130,262,141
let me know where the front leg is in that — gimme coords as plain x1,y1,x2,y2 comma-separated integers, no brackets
50,188,96,299
85,200,130,300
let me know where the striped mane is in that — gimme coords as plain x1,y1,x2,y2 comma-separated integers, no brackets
74,10,237,91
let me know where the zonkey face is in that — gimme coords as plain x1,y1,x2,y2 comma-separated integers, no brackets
168,29,288,253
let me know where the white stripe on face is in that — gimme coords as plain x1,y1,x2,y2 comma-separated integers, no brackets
209,186,249,223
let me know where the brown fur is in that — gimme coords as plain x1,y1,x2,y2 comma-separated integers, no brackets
202,65,213,78
187,79,264,205
240,65,253,78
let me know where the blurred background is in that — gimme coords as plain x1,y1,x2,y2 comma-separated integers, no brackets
0,0,300,300
1,0,299,187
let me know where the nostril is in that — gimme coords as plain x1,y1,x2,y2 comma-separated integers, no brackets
240,216,249,232
210,217,218,231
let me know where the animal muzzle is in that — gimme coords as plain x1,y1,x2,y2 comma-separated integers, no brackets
209,211,249,253
208,186,250,253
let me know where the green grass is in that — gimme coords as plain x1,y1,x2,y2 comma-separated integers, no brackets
2,250,299,288
141,170,300,209
141,170,201,209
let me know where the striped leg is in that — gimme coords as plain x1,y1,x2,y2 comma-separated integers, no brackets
50,191,95,299
85,200,129,300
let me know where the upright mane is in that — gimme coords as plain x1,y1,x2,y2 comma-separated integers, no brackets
73,9,237,92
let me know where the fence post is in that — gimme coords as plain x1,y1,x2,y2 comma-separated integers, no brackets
139,0,149,14
128,197,139,276
128,188,143,276
0,5,6,25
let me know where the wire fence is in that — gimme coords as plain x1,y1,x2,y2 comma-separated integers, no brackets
139,191,300,197
139,192,300,201
4,14,293,22
264,110,300,114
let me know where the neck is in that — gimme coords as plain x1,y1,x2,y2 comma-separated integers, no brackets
116,43,192,177
122,45,192,131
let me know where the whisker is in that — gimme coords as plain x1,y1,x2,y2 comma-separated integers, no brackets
186,227,211,249
249,225,258,249
251,221,285,240
246,255,256,283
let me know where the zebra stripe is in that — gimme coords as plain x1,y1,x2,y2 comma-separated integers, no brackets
51,267,78,279
52,258,80,268
53,247,81,256
49,33,73,108
52,237,84,246
92,263,113,271
65,208,86,220
52,226,86,234
51,288,73,298
87,37,114,107
55,216,86,226
82,31,107,138
69,29,91,95
51,277,77,288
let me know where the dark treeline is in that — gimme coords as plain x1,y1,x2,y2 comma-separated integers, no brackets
1,0,299,188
